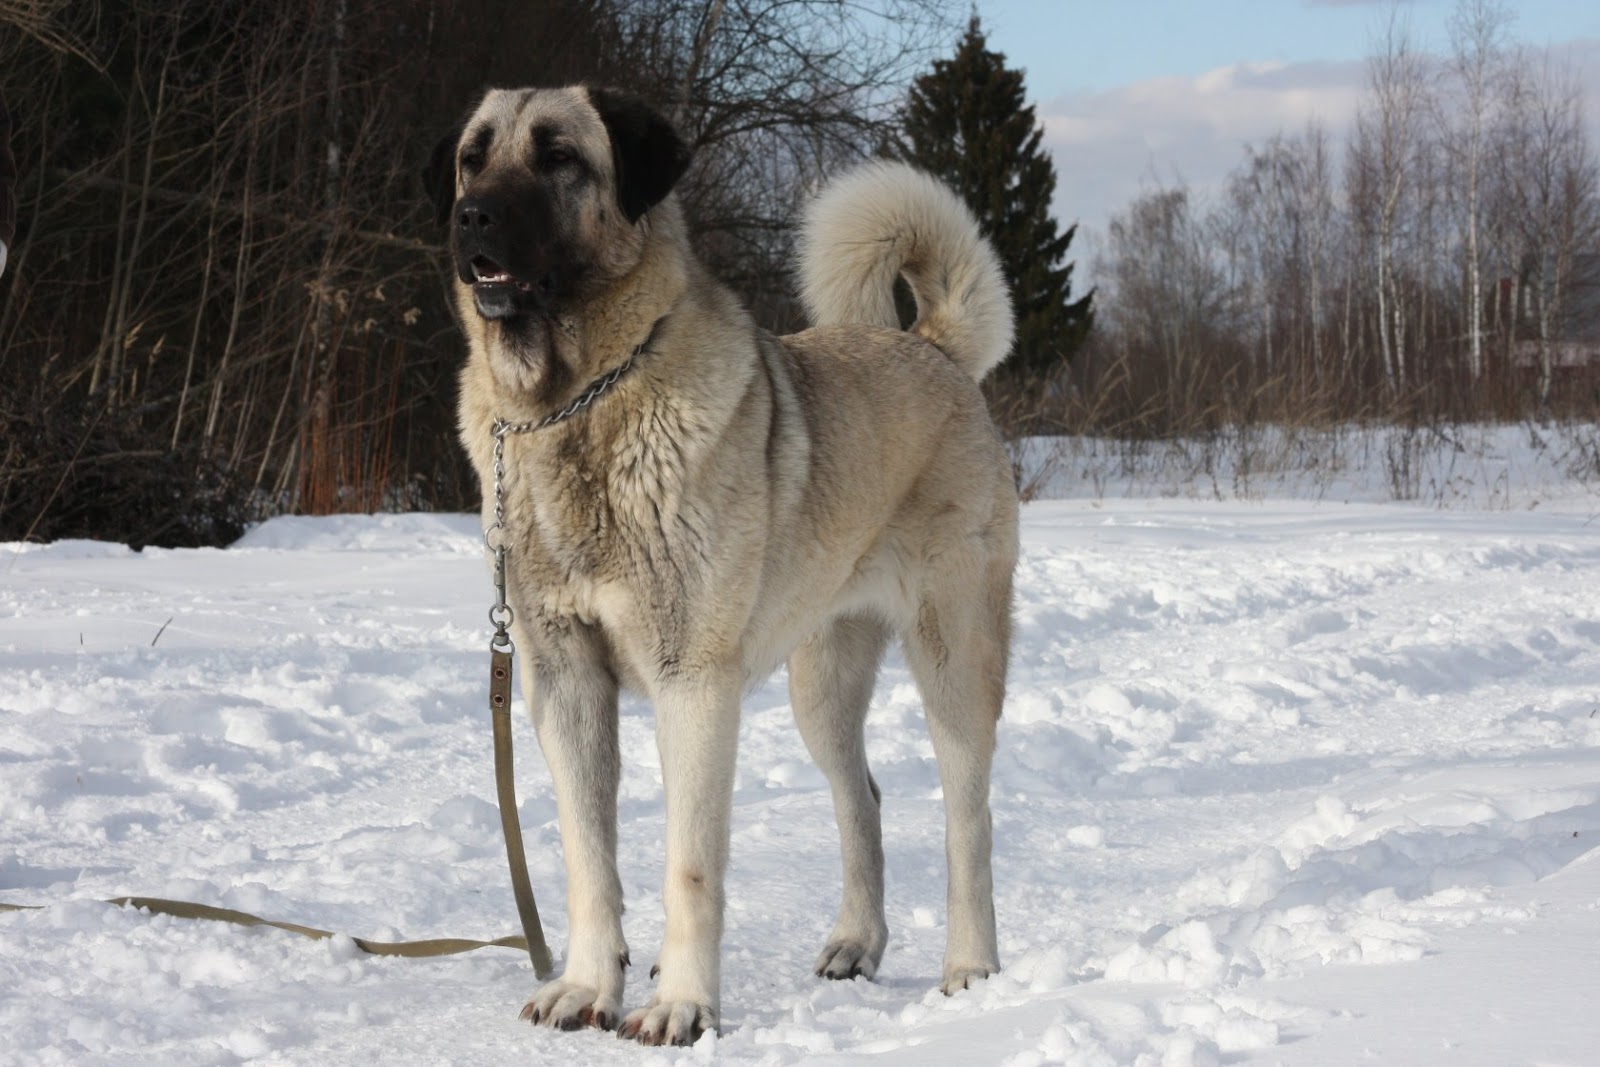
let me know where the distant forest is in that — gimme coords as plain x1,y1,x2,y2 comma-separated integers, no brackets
1083,3,1600,436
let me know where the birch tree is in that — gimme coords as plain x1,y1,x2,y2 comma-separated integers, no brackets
1443,0,1512,380
1351,11,1430,392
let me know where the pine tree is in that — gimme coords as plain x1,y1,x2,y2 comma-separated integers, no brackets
901,15,1092,377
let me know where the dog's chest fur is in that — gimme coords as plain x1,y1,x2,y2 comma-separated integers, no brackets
488,384,726,675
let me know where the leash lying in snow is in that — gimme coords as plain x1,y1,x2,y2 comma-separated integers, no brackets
0,896,533,958
0,348,661,973
0,605,555,976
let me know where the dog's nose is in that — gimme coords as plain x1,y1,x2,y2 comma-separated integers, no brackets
456,198,498,236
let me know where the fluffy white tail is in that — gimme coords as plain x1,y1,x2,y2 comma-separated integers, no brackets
796,161,1014,380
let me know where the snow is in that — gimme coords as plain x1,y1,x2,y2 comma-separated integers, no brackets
4,444,1600,1065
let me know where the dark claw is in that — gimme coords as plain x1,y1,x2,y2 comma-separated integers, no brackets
518,1003,540,1024
816,943,870,981
619,1005,712,1046
649,963,660,980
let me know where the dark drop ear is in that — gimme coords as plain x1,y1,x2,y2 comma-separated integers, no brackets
587,87,692,224
423,127,462,228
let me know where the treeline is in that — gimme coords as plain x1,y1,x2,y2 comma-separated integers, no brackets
1077,3,1600,435
0,0,953,545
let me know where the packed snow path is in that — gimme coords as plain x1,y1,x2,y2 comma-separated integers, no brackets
3,499,1598,1065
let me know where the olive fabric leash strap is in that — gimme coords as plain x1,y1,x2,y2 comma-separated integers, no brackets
0,551,557,973
490,640,555,978
482,444,556,981
0,666,555,973
0,337,675,975
0,896,531,958
477,325,664,982
0,592,556,974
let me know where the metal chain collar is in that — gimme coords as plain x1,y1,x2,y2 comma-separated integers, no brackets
482,339,650,651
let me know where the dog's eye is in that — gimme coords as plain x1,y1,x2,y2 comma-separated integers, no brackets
543,147,576,168
460,151,485,175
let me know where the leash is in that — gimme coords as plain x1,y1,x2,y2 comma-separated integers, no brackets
482,329,656,979
0,336,656,973
0,664,551,966
0,616,557,969
487,581,554,979
0,680,548,964
0,896,532,958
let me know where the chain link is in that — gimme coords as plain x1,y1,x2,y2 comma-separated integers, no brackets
480,341,648,652
492,355,635,440
468,331,653,982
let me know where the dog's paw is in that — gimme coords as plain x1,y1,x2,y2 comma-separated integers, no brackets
940,964,994,996
617,998,715,1046
813,939,880,981
518,980,619,1032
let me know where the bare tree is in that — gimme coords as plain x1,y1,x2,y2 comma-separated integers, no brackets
1100,182,1232,407
1081,10,1599,434
1490,51,1600,410
1443,0,1513,380
613,0,956,322
1350,8,1431,393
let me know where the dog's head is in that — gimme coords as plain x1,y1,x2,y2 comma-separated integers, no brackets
423,86,692,322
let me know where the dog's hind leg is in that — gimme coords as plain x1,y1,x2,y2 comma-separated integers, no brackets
789,613,892,981
517,618,629,1032
901,555,1010,995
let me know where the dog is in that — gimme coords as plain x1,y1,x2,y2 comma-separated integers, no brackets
424,85,1019,1046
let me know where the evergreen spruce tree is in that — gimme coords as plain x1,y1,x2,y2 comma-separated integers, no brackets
901,15,1092,377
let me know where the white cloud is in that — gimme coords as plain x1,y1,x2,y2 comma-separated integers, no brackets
1036,36,1600,276
1037,57,1368,242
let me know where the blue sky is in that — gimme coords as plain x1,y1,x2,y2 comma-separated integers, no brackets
974,0,1600,249
983,0,1596,97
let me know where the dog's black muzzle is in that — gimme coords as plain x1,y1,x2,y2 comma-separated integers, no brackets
452,192,569,320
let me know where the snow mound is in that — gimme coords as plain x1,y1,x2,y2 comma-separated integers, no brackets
234,512,482,555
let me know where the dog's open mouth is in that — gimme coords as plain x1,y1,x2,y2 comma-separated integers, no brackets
469,258,558,319
471,256,552,295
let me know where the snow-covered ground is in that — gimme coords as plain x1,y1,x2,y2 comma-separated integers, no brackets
4,444,1600,1065
1017,421,1600,510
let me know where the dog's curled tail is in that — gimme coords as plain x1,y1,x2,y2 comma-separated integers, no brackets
797,161,1014,380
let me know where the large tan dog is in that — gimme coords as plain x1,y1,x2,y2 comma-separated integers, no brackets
424,85,1018,1046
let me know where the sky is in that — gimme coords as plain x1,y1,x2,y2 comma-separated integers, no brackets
976,0,1600,258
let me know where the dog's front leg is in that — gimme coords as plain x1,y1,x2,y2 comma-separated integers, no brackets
517,620,628,1032
619,671,740,1046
